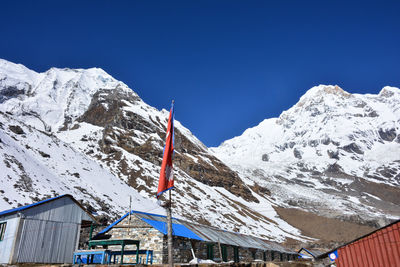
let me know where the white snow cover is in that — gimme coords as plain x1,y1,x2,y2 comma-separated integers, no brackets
0,59,133,132
212,85,400,222
0,112,164,216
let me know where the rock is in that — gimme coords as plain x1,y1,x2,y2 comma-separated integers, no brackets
0,84,29,103
9,125,25,135
308,140,319,147
38,151,50,158
325,163,344,174
327,149,339,159
341,143,364,154
262,153,269,162
321,137,331,145
293,148,303,159
378,128,397,142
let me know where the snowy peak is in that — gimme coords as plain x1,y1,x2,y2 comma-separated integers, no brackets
379,86,400,98
278,84,400,129
213,84,400,232
0,58,136,132
297,84,351,106
0,59,40,84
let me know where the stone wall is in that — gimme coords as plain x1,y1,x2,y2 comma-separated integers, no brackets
106,215,165,264
160,237,294,264
162,236,194,264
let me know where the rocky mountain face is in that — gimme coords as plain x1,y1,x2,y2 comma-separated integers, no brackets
0,59,307,244
1,59,398,249
211,85,400,242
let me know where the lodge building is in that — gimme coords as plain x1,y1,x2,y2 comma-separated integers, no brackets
93,210,298,264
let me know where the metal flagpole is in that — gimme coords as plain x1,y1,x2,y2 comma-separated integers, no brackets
167,189,174,267
128,196,132,236
167,100,174,267
158,99,175,267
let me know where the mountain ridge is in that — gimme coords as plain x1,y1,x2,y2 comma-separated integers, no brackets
1,58,399,249
212,84,400,228
0,58,309,244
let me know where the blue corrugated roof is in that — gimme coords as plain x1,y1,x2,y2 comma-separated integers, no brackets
131,210,178,219
96,210,180,236
97,211,131,235
0,194,68,217
141,218,203,241
298,248,319,258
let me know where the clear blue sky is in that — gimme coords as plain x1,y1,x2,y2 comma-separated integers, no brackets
1,1,399,147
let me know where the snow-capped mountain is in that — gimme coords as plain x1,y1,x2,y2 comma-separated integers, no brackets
2,59,398,248
212,85,400,231
0,59,309,244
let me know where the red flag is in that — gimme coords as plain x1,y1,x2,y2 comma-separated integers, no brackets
157,102,175,198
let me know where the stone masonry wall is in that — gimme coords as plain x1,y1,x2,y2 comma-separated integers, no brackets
106,215,165,264
160,236,291,264
162,236,194,264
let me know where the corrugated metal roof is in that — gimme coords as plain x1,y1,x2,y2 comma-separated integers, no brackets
0,194,96,222
141,218,203,241
97,211,131,235
0,195,67,216
297,248,324,258
99,210,295,254
318,219,400,267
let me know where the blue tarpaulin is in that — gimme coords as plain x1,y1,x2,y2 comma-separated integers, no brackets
141,218,203,241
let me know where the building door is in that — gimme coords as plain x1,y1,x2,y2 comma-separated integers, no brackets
206,244,214,260
233,247,239,263
221,245,227,262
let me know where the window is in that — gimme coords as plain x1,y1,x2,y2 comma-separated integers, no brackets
0,222,6,241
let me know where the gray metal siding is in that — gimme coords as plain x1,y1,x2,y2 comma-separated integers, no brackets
15,218,79,263
0,216,20,264
21,197,92,223
4,196,94,264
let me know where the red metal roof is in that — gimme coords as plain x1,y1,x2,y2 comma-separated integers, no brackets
324,220,400,267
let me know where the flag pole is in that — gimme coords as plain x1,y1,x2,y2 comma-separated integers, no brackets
157,100,175,267
167,100,174,267
167,188,173,267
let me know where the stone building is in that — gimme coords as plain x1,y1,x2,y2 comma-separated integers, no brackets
94,210,297,264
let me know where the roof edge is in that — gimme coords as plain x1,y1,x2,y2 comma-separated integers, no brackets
0,194,98,223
